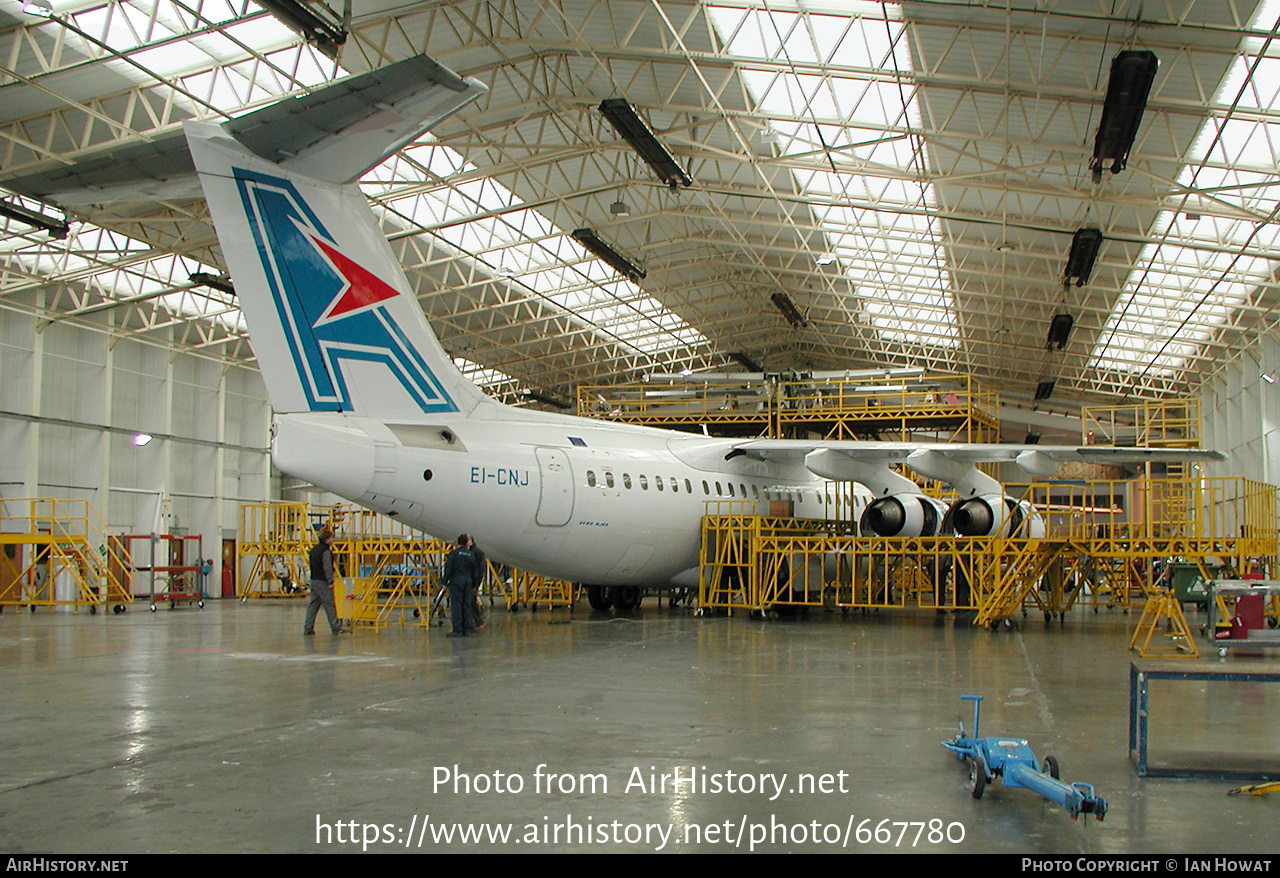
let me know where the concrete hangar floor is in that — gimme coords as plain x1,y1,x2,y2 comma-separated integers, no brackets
3,599,1276,855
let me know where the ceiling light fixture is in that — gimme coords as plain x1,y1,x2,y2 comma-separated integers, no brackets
521,391,572,410
1063,227,1104,287
1046,313,1074,350
0,198,68,238
770,292,809,328
1091,50,1158,182
598,99,692,190
609,200,631,218
188,272,236,297
133,433,154,447
571,228,646,282
21,0,54,16
256,0,347,60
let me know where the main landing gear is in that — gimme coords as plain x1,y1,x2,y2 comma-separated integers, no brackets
585,585,643,612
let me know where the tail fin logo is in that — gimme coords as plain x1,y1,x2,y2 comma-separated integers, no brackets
235,168,457,414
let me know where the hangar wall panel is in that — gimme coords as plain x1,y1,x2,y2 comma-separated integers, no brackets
0,306,274,594
1201,335,1280,492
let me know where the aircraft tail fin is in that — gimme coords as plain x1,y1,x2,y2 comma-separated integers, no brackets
184,55,491,418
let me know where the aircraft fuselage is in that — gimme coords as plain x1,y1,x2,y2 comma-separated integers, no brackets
273,410,864,586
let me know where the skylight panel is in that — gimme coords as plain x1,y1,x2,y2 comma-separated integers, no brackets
62,1,336,115
1093,5,1280,379
454,357,516,389
364,141,708,358
709,3,957,349
1,216,243,335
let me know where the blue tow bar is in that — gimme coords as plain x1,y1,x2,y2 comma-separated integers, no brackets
941,695,1108,821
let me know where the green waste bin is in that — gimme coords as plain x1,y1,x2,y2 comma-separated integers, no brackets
1169,562,1216,604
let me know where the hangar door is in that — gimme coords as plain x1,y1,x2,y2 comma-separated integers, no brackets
534,447,574,526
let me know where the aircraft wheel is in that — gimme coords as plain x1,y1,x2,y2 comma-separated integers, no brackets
586,585,613,611
611,585,642,612
198,600,205,609
149,604,156,612
1042,755,1060,779
970,757,987,799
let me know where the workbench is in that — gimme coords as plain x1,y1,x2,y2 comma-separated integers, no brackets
1130,660,1280,779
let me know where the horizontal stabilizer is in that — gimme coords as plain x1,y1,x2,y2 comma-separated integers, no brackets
1,54,487,204
227,54,486,183
1,131,200,207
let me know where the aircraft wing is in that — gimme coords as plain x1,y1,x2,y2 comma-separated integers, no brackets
732,438,1225,497
736,439,1223,467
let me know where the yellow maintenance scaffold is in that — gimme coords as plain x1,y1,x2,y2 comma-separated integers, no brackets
237,501,313,600
578,371,999,442
239,501,575,630
698,475,1278,628
0,497,131,614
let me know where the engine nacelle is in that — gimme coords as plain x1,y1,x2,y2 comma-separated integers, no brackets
947,494,1045,537
860,494,950,537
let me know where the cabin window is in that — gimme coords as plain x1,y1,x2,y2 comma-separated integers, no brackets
639,474,649,490
605,472,615,488
727,483,735,498
587,471,596,487
686,479,693,494
655,477,664,492
740,483,747,498
623,473,632,489
715,481,723,496
702,480,709,495
670,477,679,493
751,485,759,499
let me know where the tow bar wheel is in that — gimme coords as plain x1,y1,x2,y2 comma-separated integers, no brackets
970,756,987,799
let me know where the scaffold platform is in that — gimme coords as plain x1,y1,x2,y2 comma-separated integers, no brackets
698,476,1278,628
578,372,999,441
0,497,131,613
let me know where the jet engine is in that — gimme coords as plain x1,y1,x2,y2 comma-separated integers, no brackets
860,493,950,537
946,494,1045,538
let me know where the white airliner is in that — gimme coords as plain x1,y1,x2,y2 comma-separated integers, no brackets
31,53,1213,612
